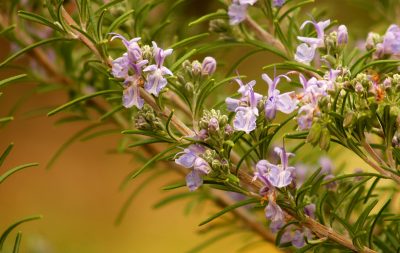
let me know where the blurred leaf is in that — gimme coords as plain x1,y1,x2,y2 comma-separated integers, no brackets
198,198,259,226
0,163,39,184
0,215,42,250
0,74,27,89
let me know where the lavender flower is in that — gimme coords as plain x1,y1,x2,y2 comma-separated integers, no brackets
175,145,211,191
295,43,317,65
228,3,248,25
383,24,400,55
228,0,258,25
110,34,149,109
265,200,285,223
272,0,285,7
122,76,144,109
143,42,173,96
304,203,316,219
254,147,295,188
233,88,259,134
298,19,331,48
262,73,297,120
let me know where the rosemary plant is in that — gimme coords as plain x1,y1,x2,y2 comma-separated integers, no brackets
1,0,400,252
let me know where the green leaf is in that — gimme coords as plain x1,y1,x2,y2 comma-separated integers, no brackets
245,39,288,59
0,37,67,68
12,232,22,253
188,11,228,27
0,116,13,123
121,144,179,186
0,143,14,167
278,0,314,22
186,229,238,253
47,90,120,116
170,33,209,50
95,0,124,14
0,163,39,184
106,9,135,34
161,181,186,190
153,191,197,209
353,59,400,76
46,124,105,170
18,10,64,32
115,169,168,225
0,74,27,89
128,138,169,148
0,25,16,36
80,128,120,142
198,198,258,226
0,215,42,250
368,199,390,248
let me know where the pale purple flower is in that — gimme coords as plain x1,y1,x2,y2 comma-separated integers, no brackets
225,97,241,111
319,156,333,174
383,24,400,55
228,3,247,25
112,54,129,79
143,42,173,96
304,203,316,219
262,73,297,120
337,25,348,45
122,77,144,109
295,43,317,64
175,145,211,191
298,19,331,48
292,230,305,248
297,103,317,130
201,56,217,75
233,85,259,134
254,147,295,188
265,200,285,223
272,0,285,7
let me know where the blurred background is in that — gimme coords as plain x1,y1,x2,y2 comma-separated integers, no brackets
0,0,395,252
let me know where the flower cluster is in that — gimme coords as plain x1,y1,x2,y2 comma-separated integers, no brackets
110,34,173,109
295,20,349,65
226,73,297,134
366,24,400,58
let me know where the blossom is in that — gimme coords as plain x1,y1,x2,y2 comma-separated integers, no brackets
262,73,297,120
272,0,285,7
254,147,295,188
298,19,331,48
228,3,247,25
143,42,173,96
228,0,258,25
265,200,285,223
383,24,400,55
233,88,259,134
110,34,149,109
295,43,317,64
175,145,211,191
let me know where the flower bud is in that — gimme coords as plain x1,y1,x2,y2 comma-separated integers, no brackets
319,128,330,150
307,123,322,146
202,56,217,75
337,25,348,45
191,60,202,76
343,111,356,128
208,117,220,132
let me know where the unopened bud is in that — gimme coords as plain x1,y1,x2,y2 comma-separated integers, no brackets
319,128,331,150
307,123,322,146
202,57,217,75
208,117,220,132
337,25,348,45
